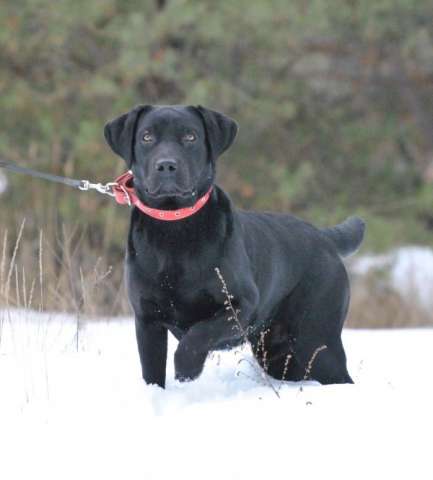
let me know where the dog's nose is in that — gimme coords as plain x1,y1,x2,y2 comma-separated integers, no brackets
155,158,177,173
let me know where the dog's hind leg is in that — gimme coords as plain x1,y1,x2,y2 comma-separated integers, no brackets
251,262,353,385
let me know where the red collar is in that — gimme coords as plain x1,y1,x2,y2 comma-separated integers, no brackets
111,171,213,221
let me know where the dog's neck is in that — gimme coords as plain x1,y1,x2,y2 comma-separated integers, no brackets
113,171,213,219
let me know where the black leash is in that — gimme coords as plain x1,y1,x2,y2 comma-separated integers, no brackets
0,159,116,196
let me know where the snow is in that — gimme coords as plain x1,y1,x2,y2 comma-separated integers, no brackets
0,171,7,195
1,308,432,480
351,245,433,312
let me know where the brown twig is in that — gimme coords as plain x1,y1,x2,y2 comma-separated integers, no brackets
303,345,327,381
215,267,280,398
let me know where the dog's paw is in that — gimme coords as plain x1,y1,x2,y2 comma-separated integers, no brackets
174,343,207,382
174,371,197,383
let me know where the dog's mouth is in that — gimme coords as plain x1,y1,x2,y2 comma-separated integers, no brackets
143,182,197,200
133,177,201,209
144,186,196,199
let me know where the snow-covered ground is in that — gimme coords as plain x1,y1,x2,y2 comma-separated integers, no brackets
0,309,432,480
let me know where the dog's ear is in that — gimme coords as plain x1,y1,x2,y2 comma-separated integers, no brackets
194,106,238,160
104,105,152,166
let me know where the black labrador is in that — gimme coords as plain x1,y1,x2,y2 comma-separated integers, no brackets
104,105,365,388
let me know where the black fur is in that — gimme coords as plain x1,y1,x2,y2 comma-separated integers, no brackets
104,105,365,388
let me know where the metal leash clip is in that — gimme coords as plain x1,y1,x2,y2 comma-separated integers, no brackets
78,180,117,197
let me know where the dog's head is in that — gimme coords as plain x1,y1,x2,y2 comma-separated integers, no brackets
104,105,238,209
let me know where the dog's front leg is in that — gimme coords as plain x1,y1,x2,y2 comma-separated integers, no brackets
174,298,256,382
135,317,168,388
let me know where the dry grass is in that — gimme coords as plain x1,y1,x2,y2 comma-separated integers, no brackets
347,271,431,328
0,220,130,317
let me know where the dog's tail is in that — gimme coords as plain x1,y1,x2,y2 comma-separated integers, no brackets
321,216,366,258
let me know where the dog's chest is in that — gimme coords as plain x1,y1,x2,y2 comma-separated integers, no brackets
154,280,222,333
129,253,223,330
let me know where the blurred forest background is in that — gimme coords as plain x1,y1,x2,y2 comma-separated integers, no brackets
1,0,433,325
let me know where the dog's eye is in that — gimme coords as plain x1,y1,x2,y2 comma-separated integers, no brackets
142,132,154,143
183,133,196,142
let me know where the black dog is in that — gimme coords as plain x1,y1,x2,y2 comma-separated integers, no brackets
104,105,365,388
